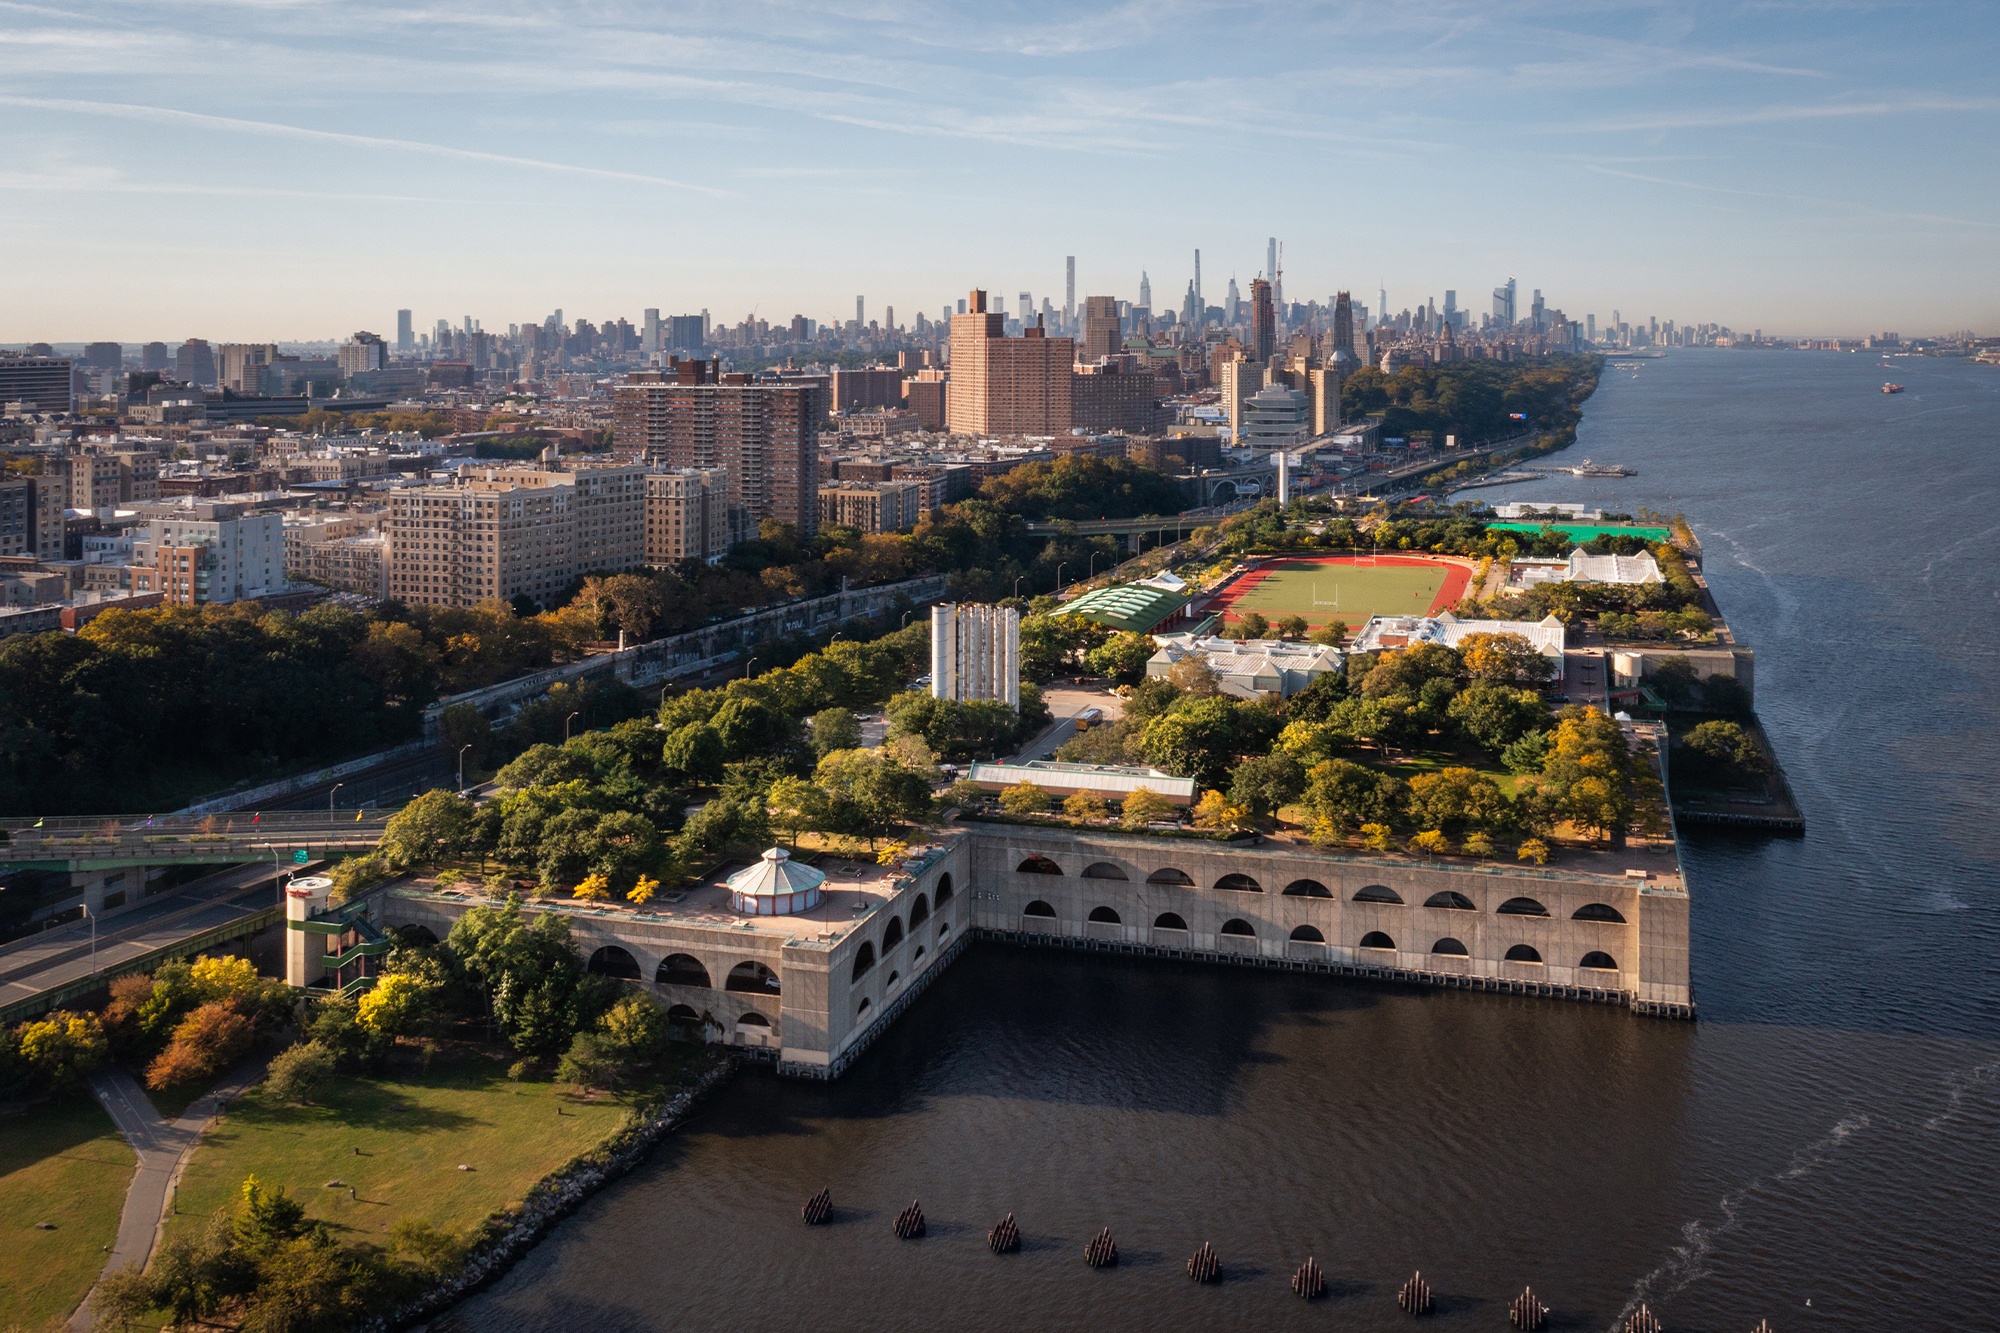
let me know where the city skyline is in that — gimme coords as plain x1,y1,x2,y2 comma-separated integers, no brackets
3,2,1996,339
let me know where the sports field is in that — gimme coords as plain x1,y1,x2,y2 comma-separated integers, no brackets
1212,555,1470,629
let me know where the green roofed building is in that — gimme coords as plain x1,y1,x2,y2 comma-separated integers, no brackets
1485,521,1672,543
1060,573,1192,634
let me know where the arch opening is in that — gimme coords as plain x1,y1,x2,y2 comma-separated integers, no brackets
935,873,954,905
1289,924,1325,942
883,917,905,951
1219,918,1256,937
1353,884,1404,905
1082,862,1129,880
1431,937,1469,956
1087,906,1121,924
1022,900,1057,918
1215,873,1263,893
1017,855,1064,875
1505,944,1544,963
586,945,640,980
1424,891,1476,911
1283,879,1332,898
725,961,780,995
1358,931,1396,950
656,954,711,988
1153,912,1188,930
1579,951,1619,970
1573,903,1627,923
1146,868,1194,886
851,941,876,980
909,894,930,928
1498,897,1551,917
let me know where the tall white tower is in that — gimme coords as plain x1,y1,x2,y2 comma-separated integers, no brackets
931,604,1021,710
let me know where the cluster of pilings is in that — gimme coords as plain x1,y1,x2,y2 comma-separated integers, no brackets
1186,1241,1220,1284
793,1192,1780,1328
1083,1228,1118,1268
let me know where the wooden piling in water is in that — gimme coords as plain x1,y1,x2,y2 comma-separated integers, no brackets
1186,1241,1220,1284
1398,1271,1433,1315
1509,1286,1548,1330
892,1200,925,1239
1084,1228,1118,1268
800,1188,832,1226
1749,1323,1774,1333
1624,1305,1662,1333
1291,1257,1325,1300
988,1212,1019,1254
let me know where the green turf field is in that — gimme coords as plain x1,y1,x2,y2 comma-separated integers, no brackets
1219,559,1453,628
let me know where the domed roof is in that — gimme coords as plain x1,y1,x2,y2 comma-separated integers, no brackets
725,847,827,915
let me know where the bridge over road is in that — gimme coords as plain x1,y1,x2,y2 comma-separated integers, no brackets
0,811,392,916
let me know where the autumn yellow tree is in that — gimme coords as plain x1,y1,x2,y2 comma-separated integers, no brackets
572,873,610,902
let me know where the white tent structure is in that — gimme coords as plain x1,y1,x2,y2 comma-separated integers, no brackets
726,847,827,916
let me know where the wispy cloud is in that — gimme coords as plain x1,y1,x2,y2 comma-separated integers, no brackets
1557,95,2000,133
1584,163,2000,229
0,95,731,194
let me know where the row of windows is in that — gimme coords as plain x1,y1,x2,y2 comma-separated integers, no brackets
1020,903,1617,970
852,876,954,981
1016,858,1625,923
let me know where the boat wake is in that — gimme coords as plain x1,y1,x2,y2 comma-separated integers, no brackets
1610,1114,1871,1329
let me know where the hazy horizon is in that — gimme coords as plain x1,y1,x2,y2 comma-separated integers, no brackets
4,1,1996,343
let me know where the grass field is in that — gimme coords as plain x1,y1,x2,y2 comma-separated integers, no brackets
0,1097,135,1332
163,1052,635,1252
1214,556,1470,629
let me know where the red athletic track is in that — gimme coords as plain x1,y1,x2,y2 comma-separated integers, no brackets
1209,554,1472,625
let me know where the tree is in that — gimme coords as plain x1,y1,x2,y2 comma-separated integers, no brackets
766,775,828,844
1000,781,1050,816
1235,611,1270,638
809,707,861,760
1501,729,1551,775
1517,837,1550,865
1228,751,1305,818
1164,656,1220,696
1405,767,1510,836
627,874,660,906
147,999,254,1090
1448,682,1551,754
1359,822,1394,852
1303,759,1405,836
1190,789,1250,830
1359,643,1463,701
1063,791,1109,821
658,721,726,786
1410,829,1451,855
1275,614,1310,639
1140,696,1254,789
1283,668,1350,723
571,872,610,902
15,1010,107,1091
1084,632,1155,683
1456,631,1554,686
1120,787,1174,828
380,789,476,869
355,971,442,1037
439,702,492,772
943,778,986,809
264,1040,336,1104
1682,719,1765,780
1462,831,1497,857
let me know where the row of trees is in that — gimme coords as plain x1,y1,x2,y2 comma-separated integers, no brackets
1337,354,1602,446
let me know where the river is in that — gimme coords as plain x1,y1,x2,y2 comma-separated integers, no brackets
438,349,2000,1332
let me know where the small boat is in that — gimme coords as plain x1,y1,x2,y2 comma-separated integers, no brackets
1882,383,1904,393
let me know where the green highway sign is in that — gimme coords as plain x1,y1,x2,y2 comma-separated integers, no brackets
293,849,310,864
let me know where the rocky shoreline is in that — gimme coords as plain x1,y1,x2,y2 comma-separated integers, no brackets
363,1055,736,1332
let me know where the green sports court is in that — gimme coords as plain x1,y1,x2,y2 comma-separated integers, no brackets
1210,555,1471,630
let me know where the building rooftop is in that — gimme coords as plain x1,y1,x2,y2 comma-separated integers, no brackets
1061,580,1191,633
1351,610,1566,661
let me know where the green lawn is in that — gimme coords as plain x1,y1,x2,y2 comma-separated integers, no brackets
1217,558,1459,628
0,1097,135,1332
163,1052,633,1252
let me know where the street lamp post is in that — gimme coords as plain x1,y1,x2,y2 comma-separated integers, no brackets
1014,576,1026,597
457,744,473,794
1056,562,1068,589
901,611,912,629
83,903,95,975
563,711,580,744
329,781,345,812
744,654,759,679
1089,552,1102,578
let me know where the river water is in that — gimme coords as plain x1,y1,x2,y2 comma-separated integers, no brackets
440,350,2000,1332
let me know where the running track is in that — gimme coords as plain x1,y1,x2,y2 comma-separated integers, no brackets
1209,555,1472,623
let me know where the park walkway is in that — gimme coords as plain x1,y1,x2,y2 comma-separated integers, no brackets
67,1060,268,1331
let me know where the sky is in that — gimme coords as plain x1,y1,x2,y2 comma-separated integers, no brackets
2,0,1997,343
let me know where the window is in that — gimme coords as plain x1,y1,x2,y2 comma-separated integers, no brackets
1505,944,1543,963
1358,931,1395,950
1215,873,1263,893
656,954,710,987
1082,862,1129,880
1289,925,1325,942
725,961,780,994
1283,879,1332,897
1573,903,1627,923
1219,918,1256,937
851,941,876,979
1022,900,1057,918
1579,951,1618,970
1017,855,1063,875
935,874,953,905
1353,884,1404,905
1087,906,1121,924
1424,891,1476,911
883,917,905,950
1497,897,1550,917
1146,868,1194,886
1153,912,1188,930
1431,937,1469,956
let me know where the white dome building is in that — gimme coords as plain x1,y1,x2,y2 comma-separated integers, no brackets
726,847,827,916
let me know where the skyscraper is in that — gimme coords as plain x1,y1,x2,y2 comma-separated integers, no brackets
1225,277,1241,324
1018,292,1033,326
396,309,413,352
642,309,661,357
1492,278,1517,327
1065,256,1076,324
1443,291,1457,328
856,296,865,328
947,290,1073,436
1193,250,1202,311
1266,237,1277,283
1250,278,1276,363
1331,292,1355,359
1081,295,1121,362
